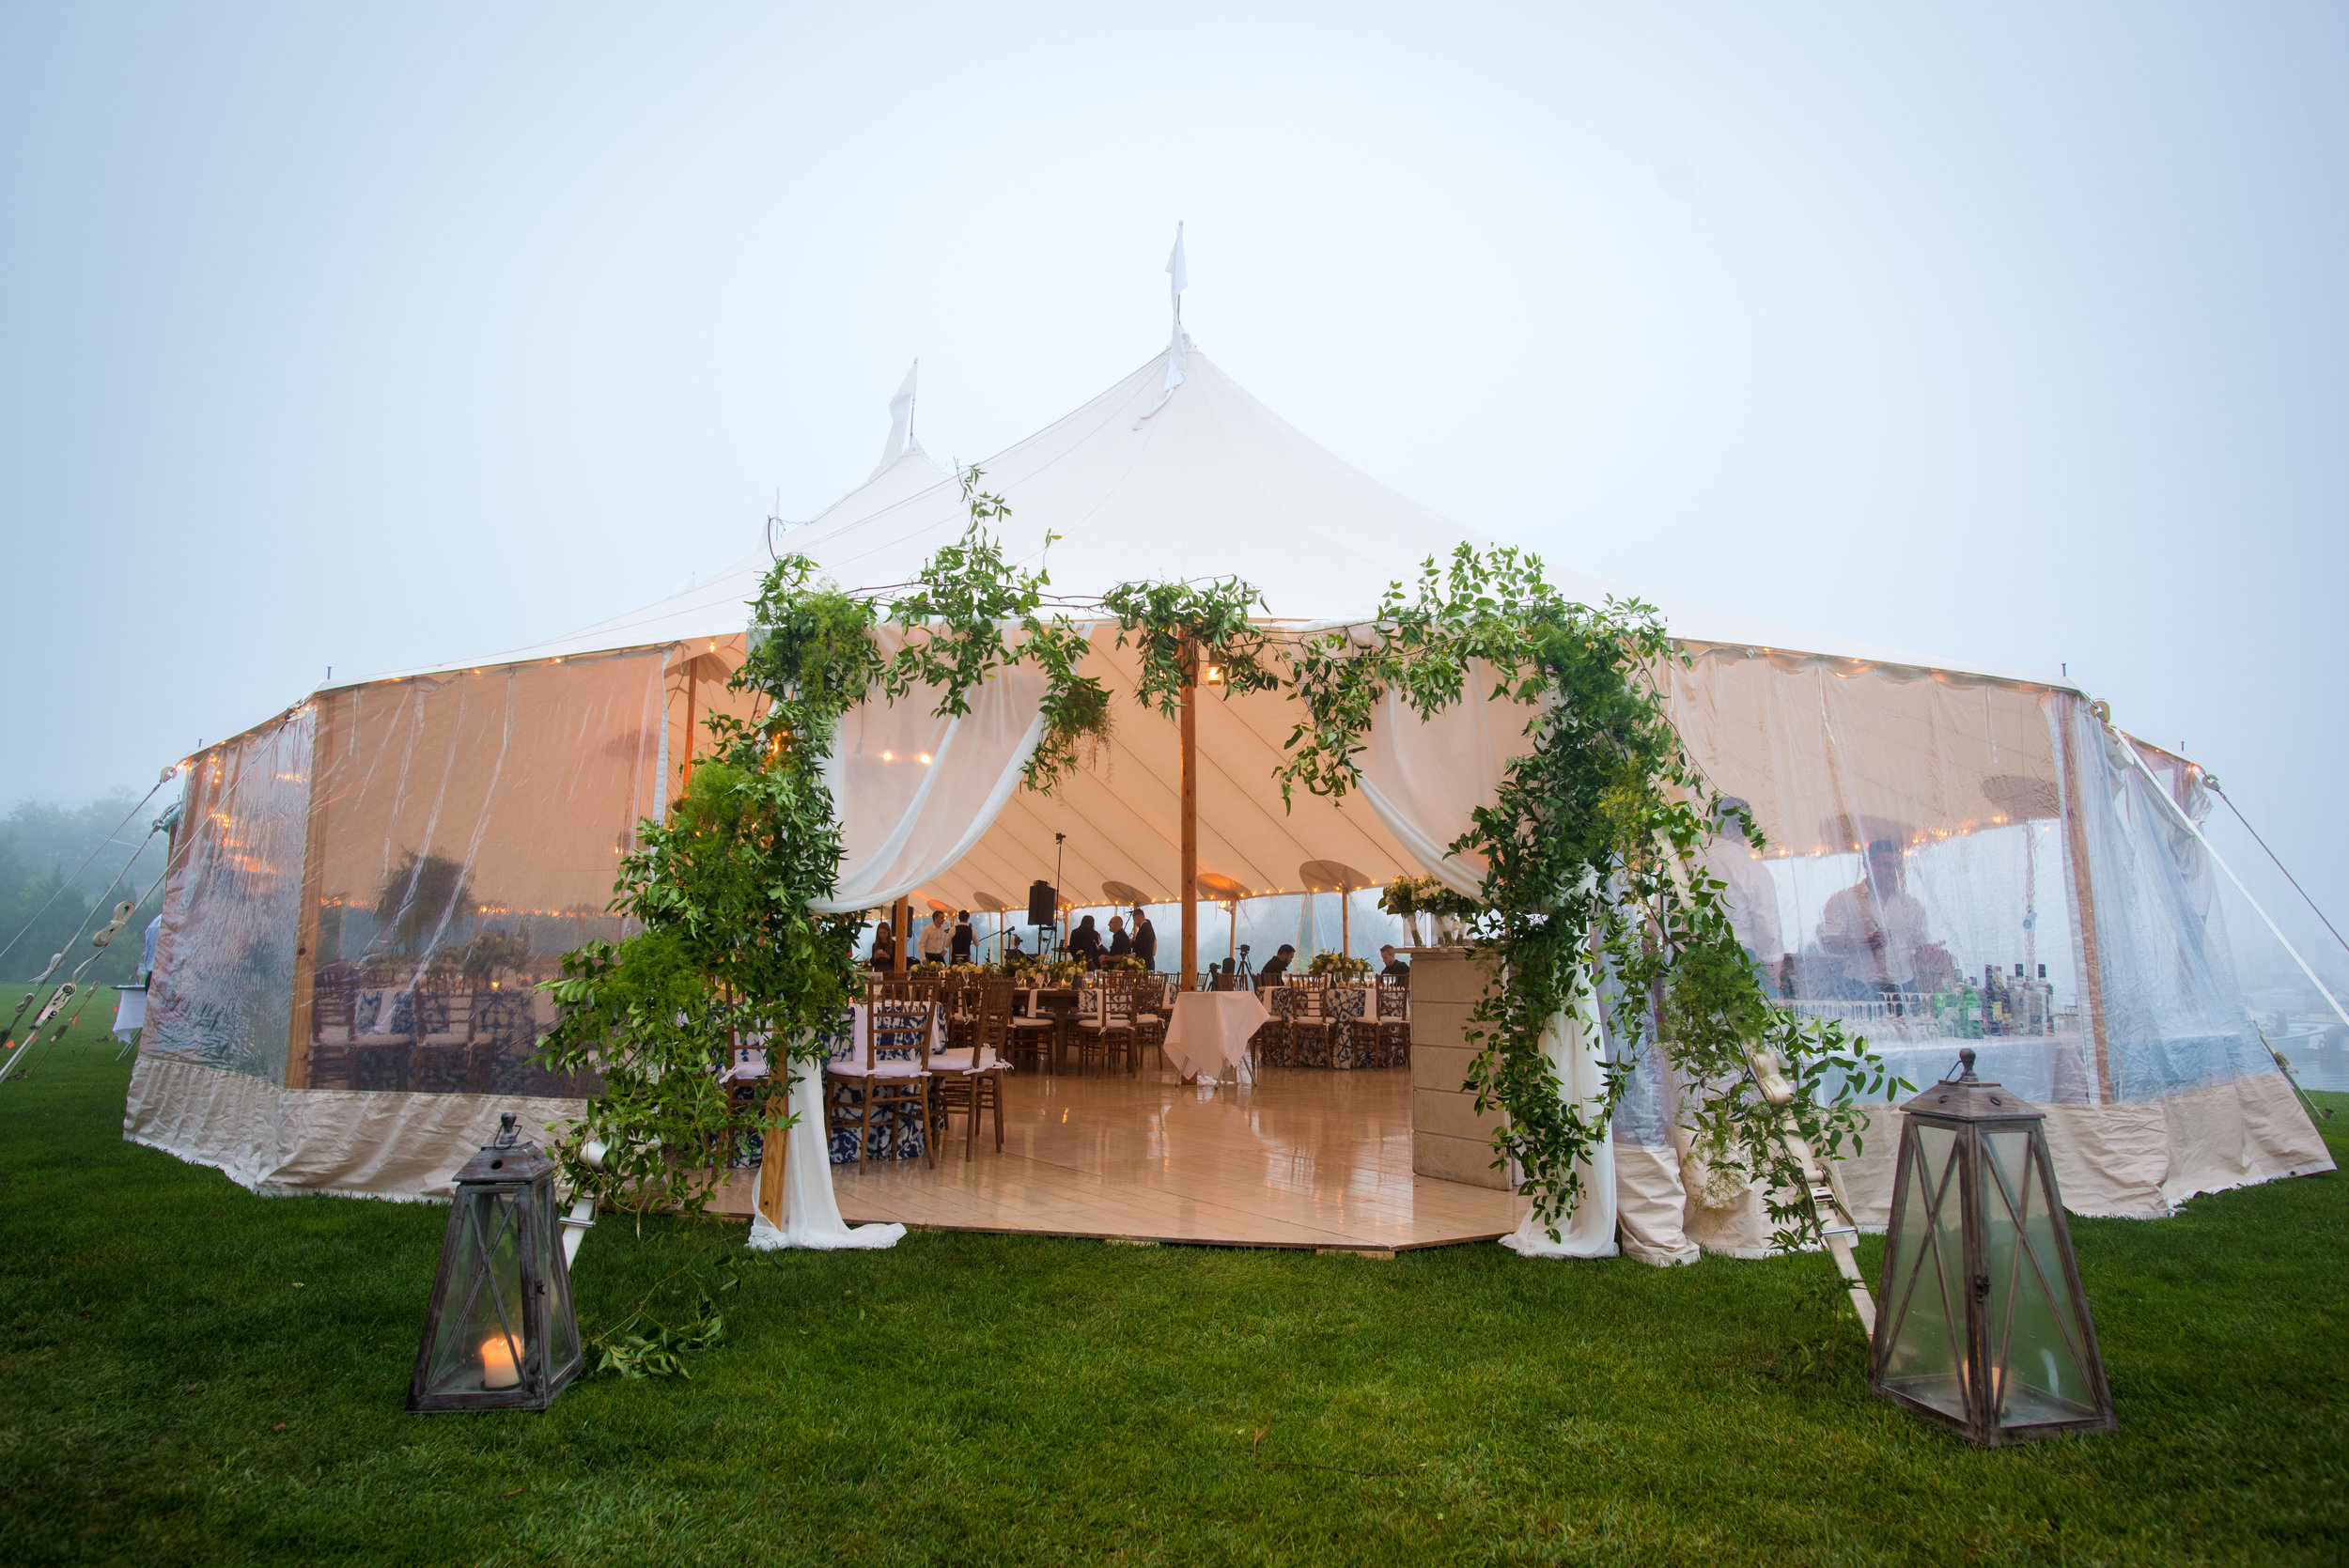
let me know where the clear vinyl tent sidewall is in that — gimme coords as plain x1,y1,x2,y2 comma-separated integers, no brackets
124,626,2332,1219
128,646,676,1199
1653,647,2328,1233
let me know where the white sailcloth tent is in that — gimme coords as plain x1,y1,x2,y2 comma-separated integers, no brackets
128,335,2330,1256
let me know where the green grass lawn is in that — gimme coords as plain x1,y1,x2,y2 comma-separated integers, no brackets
3,1017,2343,1567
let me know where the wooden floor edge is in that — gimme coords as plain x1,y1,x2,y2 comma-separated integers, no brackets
841,1217,1512,1252
697,1204,1509,1252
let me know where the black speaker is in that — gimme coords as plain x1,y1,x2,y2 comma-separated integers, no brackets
1026,879,1057,926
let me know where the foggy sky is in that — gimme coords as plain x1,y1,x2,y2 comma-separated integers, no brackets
4,3,2344,970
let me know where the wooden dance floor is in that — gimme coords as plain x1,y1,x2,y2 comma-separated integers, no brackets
723,1064,1526,1251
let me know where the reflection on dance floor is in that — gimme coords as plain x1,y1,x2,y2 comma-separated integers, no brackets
717,1064,1526,1251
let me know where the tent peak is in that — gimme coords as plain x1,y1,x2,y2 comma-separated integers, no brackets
870,359,924,481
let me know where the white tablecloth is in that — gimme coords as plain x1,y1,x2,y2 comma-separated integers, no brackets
1163,991,1270,1081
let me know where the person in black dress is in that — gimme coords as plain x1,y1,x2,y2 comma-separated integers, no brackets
1068,914,1104,968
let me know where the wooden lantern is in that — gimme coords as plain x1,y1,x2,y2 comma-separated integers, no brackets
407,1112,583,1414
1868,1049,2118,1446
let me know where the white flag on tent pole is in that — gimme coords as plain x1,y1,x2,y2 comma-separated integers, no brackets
873,359,918,476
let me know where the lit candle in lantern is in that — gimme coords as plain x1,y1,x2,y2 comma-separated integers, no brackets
480,1331,521,1390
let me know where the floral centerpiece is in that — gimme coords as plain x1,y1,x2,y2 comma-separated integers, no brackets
1377,875,1479,945
1305,952,1371,979
1008,953,1087,986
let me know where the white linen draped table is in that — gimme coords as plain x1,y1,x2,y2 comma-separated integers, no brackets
1163,991,1270,1081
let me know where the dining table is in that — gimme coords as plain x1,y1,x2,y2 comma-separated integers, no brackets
722,1003,950,1081
1010,986,1081,1073
1162,990,1271,1082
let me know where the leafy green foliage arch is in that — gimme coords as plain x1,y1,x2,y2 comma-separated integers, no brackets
542,474,1889,1246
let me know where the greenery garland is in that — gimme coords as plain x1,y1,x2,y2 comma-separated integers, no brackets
1281,545,1896,1242
544,484,1890,1250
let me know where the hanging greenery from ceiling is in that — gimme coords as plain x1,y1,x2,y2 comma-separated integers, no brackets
544,473,1889,1250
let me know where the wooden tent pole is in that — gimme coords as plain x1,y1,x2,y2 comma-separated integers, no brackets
680,671,699,797
1180,639,1199,993
283,703,334,1092
893,896,910,974
2058,698,2112,1103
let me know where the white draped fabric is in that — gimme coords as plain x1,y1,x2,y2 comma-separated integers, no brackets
810,645,1054,915
747,1064,908,1251
1356,664,1529,896
1499,991,1621,1259
765,647,1053,1250
1358,679,1626,1259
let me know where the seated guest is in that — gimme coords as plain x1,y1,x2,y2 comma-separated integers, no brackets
868,918,895,970
1379,944,1410,977
1107,915,1132,958
1258,943,1297,983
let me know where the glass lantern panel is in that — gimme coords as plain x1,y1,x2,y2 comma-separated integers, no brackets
421,1188,529,1399
1879,1123,1970,1419
1981,1127,2096,1426
540,1192,580,1377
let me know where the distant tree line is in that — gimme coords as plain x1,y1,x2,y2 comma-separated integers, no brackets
0,793,170,986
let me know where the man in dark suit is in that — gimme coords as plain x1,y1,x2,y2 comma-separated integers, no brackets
1130,907,1158,969
1257,943,1296,983
1107,915,1133,959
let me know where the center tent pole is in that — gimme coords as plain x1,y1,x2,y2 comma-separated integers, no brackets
680,669,699,797
1180,638,1199,993
893,896,909,975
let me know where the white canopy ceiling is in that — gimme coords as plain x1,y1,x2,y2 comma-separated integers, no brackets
363,343,2069,690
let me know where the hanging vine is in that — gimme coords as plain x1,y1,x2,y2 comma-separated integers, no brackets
1280,544,1897,1244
